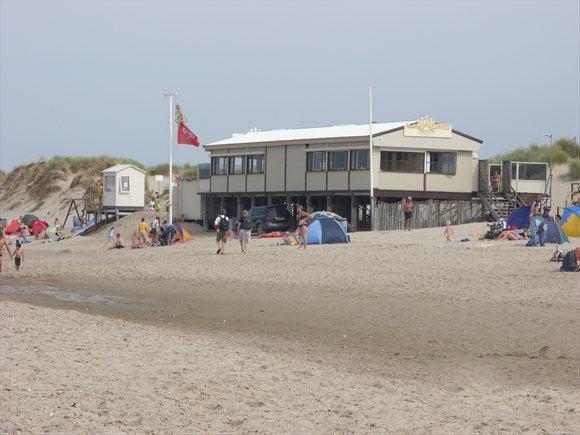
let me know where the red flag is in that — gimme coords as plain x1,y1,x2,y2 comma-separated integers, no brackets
177,122,200,146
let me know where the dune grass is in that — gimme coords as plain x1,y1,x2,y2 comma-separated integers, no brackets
491,137,579,179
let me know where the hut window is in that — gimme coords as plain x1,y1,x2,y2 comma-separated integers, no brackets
104,175,115,192
427,152,456,174
328,151,348,171
211,157,228,175
229,156,245,175
515,163,547,181
350,149,369,170
306,151,326,172
380,151,424,173
247,155,264,174
120,175,130,193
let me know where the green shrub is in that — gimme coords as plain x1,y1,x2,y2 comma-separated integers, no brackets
492,139,577,165
569,160,580,180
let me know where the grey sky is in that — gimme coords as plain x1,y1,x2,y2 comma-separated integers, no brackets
1,0,578,171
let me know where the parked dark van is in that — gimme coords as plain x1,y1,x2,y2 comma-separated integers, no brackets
249,204,292,235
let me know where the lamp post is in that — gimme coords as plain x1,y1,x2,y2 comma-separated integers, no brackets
544,133,553,149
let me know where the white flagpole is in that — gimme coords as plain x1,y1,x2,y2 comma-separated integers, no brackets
164,92,177,224
369,84,375,231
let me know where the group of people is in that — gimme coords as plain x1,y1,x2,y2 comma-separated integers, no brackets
106,216,178,250
0,231,24,272
213,204,311,254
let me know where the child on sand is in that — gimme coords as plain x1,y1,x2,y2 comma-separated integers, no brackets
138,218,149,242
131,231,143,249
14,240,23,271
113,233,125,249
105,226,115,246
444,220,454,242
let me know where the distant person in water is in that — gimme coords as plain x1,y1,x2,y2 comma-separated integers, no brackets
0,231,13,273
13,240,24,271
403,197,414,231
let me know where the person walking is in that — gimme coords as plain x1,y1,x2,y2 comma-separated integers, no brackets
403,197,414,231
292,204,310,249
236,210,252,253
214,209,229,254
0,231,13,273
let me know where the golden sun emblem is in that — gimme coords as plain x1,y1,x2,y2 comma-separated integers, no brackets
415,116,437,134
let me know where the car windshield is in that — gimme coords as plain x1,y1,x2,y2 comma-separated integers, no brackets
251,207,266,217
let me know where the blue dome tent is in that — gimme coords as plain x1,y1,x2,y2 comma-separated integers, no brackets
306,217,349,245
528,215,569,244
507,205,531,228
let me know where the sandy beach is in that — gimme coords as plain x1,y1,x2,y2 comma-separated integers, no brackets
1,220,579,432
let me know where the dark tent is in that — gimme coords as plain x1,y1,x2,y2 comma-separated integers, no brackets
306,217,349,245
507,205,531,229
22,214,39,227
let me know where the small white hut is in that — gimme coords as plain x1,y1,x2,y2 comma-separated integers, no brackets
101,164,147,211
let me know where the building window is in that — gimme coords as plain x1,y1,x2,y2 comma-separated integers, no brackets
514,163,547,181
229,156,245,175
104,175,115,192
380,151,424,173
119,175,130,193
307,151,326,172
211,157,227,175
328,151,348,171
350,149,369,170
428,152,456,174
247,155,264,174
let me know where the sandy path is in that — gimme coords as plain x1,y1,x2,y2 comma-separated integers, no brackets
1,223,579,432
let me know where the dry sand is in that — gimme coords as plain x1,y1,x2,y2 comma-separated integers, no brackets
1,222,579,432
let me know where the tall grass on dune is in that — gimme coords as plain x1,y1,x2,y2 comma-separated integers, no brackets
491,137,579,179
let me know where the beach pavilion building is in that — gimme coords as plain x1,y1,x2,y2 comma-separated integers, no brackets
201,117,483,230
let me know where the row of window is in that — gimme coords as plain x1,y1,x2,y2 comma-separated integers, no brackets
306,150,370,172
211,155,264,175
379,151,456,174
210,151,457,175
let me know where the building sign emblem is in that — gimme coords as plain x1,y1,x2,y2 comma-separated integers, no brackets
404,116,452,138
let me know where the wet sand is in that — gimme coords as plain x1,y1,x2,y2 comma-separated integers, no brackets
1,222,579,432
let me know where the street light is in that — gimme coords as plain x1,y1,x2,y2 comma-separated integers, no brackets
544,133,553,149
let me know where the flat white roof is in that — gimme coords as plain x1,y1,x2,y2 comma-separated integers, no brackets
206,122,411,147
102,164,147,174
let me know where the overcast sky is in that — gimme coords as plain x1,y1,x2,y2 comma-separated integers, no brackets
1,0,578,171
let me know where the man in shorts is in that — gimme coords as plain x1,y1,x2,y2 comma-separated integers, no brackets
236,210,252,253
403,196,414,231
214,209,229,254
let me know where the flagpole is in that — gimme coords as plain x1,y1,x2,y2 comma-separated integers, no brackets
164,92,177,224
369,84,375,231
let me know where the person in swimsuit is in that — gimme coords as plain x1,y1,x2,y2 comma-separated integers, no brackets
403,197,414,231
293,204,310,249
13,240,23,271
0,231,13,273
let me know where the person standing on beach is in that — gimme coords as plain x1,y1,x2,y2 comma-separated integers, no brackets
138,217,149,242
236,210,252,253
403,197,414,231
13,240,23,272
214,209,229,254
292,204,310,249
0,231,13,273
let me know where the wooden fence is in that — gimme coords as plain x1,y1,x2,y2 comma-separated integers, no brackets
374,199,484,231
